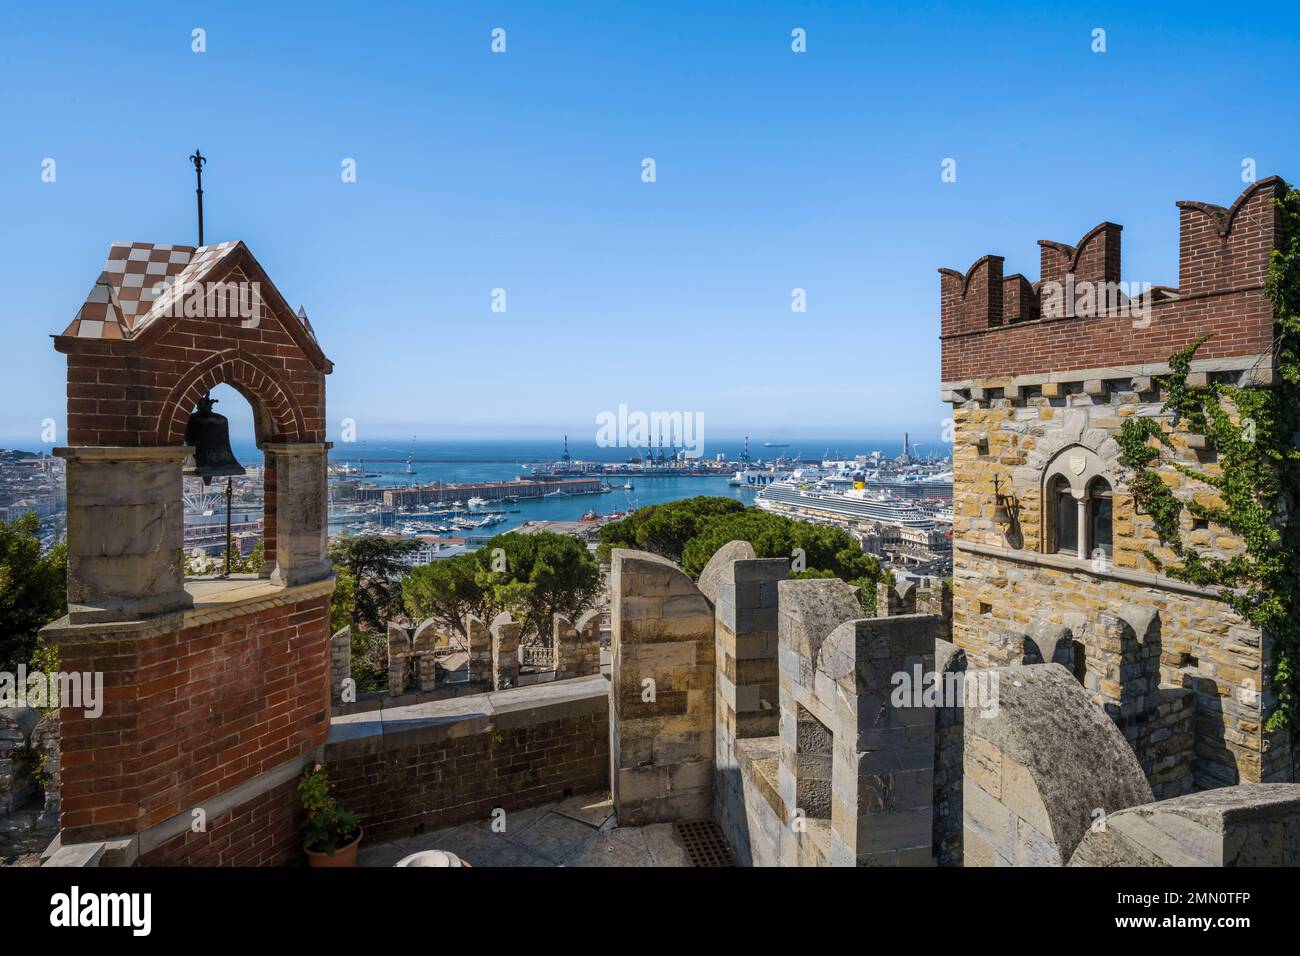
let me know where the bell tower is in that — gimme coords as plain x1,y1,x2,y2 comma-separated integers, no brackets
43,239,335,863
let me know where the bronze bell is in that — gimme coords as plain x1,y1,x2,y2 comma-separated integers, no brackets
184,393,246,486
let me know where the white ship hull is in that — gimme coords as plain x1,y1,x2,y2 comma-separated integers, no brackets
729,468,795,487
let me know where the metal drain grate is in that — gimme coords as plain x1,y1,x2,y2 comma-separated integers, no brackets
674,819,736,867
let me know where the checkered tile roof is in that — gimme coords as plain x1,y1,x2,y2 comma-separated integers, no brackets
61,241,317,344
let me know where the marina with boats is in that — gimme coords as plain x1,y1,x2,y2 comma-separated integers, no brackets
324,435,953,576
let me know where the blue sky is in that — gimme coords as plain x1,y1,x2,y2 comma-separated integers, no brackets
1,1,1296,449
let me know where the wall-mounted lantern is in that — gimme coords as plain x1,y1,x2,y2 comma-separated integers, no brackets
993,474,1020,526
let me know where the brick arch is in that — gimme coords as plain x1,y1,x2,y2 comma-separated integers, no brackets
156,351,307,446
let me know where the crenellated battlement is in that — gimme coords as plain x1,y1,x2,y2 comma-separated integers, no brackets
940,177,1287,388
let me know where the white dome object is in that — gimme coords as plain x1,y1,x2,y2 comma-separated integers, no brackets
394,850,464,867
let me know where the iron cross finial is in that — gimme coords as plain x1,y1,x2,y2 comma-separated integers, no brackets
189,150,207,246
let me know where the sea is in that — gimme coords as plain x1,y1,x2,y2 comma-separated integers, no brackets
221,436,940,539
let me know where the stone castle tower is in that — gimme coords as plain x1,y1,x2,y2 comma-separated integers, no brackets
939,177,1295,795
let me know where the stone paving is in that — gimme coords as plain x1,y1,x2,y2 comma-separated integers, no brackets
357,791,691,867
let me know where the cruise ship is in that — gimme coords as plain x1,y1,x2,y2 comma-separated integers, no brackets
865,471,953,500
756,481,936,529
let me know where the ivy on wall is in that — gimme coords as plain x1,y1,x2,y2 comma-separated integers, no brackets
1118,185,1300,731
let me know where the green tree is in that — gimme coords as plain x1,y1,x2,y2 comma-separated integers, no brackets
680,508,881,613
0,513,67,672
326,535,417,632
330,565,356,634
228,540,265,575
476,532,600,642
402,553,497,640
600,497,883,615
597,496,745,564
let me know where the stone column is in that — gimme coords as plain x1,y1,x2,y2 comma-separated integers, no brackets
610,549,715,827
715,557,786,741
573,608,602,677
876,579,917,618
775,577,863,866
820,615,937,867
417,656,440,692
553,614,579,679
555,609,603,679
490,612,521,689
412,620,439,692
263,443,331,587
466,616,492,686
387,622,411,697
1075,493,1087,560
56,446,192,623
916,581,953,643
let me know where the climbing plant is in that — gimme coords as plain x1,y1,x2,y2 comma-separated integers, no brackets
1117,184,1300,730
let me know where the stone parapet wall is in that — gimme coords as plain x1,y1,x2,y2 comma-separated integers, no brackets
325,677,608,843
1069,783,1300,866
954,546,1278,788
964,664,1153,866
1121,687,1196,800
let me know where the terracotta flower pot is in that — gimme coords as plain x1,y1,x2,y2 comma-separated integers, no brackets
305,829,363,867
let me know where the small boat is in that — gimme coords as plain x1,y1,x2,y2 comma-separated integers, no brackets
544,490,567,498
467,497,489,508
622,482,634,491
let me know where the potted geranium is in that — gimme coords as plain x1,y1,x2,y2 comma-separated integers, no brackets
299,762,364,867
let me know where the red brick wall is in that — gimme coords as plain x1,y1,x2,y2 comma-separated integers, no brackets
137,777,304,867
58,595,331,844
327,710,609,844
941,288,1276,382
56,256,328,447
940,178,1285,382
